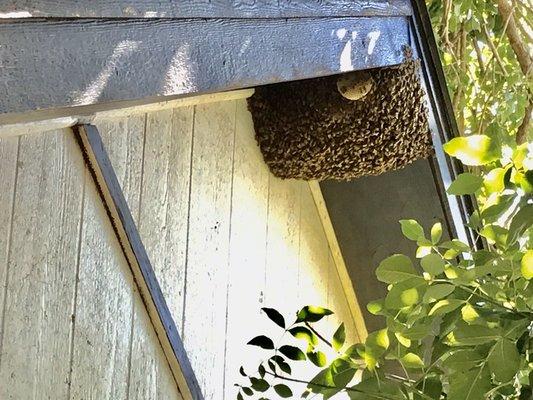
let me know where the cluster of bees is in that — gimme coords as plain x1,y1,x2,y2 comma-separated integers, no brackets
248,59,433,181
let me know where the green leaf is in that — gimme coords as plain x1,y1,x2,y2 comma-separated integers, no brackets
274,384,293,398
258,364,265,378
443,349,484,372
270,355,291,374
250,377,269,392
247,335,274,350
399,219,425,241
348,378,406,400
366,300,384,315
261,307,285,329
479,224,508,247
307,350,327,367
307,368,334,393
448,366,491,400
365,329,390,356
443,135,500,166
296,306,333,323
507,204,533,245
431,222,443,244
460,304,480,324
332,323,346,351
237,391,244,400
239,366,247,376
403,321,434,340
331,358,356,388
400,352,424,369
420,253,446,275
279,345,306,361
242,387,253,396
428,299,464,316
385,277,426,309
483,167,506,193
288,326,318,346
414,376,442,400
447,173,483,195
487,339,520,382
454,323,500,345
376,254,417,284
522,250,533,279
423,283,455,303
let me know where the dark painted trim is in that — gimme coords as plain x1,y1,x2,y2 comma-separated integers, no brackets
73,124,204,400
0,0,412,18
408,0,478,247
0,16,410,117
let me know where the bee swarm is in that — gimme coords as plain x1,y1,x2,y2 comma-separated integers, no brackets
247,59,433,181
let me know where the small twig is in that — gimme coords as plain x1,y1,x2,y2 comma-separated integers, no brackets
482,23,508,76
304,322,333,348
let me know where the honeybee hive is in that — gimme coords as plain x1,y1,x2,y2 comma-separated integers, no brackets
248,59,433,181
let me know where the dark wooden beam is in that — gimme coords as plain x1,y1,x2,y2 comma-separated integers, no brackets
0,16,410,116
0,0,412,18
73,124,203,400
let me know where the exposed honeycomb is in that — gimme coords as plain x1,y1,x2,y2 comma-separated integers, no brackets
248,59,433,181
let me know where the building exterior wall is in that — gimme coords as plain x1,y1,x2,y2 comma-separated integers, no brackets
0,128,181,399
0,98,362,399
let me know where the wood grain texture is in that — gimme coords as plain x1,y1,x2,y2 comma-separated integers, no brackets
136,108,193,332
70,164,135,400
0,129,84,399
183,101,235,400
223,99,270,399
0,136,18,349
129,292,183,400
0,0,412,18
74,124,202,400
264,176,303,315
96,116,182,400
0,16,410,115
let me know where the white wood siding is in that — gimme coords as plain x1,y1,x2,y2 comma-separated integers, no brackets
0,128,181,399
0,97,362,399
95,98,362,399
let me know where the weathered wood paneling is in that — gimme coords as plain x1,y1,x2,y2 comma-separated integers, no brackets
0,16,410,116
0,96,365,400
183,101,236,399
96,117,183,400
0,0,412,18
137,108,193,332
93,99,365,399
0,130,84,399
223,99,270,398
0,127,182,398
0,136,18,345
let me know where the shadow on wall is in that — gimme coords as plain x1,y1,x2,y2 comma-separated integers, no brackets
320,158,449,332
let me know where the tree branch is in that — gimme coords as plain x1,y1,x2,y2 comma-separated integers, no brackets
516,99,532,144
497,0,532,76
497,0,532,144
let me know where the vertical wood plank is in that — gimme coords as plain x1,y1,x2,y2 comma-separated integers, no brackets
97,115,183,400
138,108,193,332
184,100,235,400
0,129,84,399
70,116,144,398
264,177,302,315
0,135,18,350
298,184,330,308
223,99,269,399
128,290,183,400
327,251,359,345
